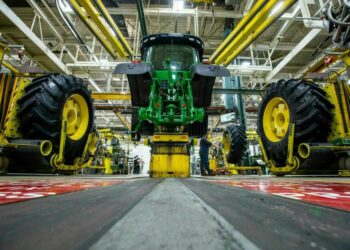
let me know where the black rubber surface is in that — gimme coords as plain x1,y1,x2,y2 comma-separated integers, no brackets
225,125,247,164
131,108,154,139
17,74,94,164
185,113,208,138
0,178,161,250
181,179,350,250
257,79,333,166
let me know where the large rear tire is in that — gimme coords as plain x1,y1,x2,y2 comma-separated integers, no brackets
186,114,208,138
257,79,333,166
17,74,94,164
224,125,247,164
131,108,154,140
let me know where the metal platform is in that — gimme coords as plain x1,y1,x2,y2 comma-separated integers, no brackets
0,176,350,250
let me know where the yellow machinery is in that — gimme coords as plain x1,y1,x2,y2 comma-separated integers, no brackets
257,1,350,176
149,133,190,178
257,69,350,176
0,0,134,175
209,125,262,175
258,77,350,176
89,128,126,174
0,43,97,174
0,72,97,174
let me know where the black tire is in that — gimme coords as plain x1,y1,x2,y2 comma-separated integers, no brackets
17,74,94,164
224,125,247,164
257,79,333,166
131,108,154,140
186,114,208,138
0,155,9,175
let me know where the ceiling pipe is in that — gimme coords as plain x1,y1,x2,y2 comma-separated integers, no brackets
55,0,90,54
136,0,148,37
210,0,298,66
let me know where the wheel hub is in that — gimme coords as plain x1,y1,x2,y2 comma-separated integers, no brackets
263,97,290,142
63,94,89,140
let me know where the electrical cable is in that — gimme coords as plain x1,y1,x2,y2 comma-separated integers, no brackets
327,4,350,26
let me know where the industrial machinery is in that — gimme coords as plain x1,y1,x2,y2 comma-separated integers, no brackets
0,43,95,174
257,1,350,176
115,33,229,177
91,128,127,174
209,125,262,175
0,73,96,175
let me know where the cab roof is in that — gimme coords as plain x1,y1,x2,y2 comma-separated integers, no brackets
140,33,204,61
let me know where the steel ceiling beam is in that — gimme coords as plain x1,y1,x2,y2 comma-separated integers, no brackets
113,110,131,130
91,92,131,100
26,0,64,42
68,0,133,59
107,6,299,20
266,28,321,82
0,0,70,74
213,88,264,95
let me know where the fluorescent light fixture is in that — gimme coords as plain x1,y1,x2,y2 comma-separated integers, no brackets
173,0,184,10
270,2,284,16
113,77,121,81
221,94,225,100
100,59,110,69
242,61,251,67
58,0,74,14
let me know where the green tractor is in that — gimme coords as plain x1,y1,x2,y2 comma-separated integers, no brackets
115,33,229,139
115,33,230,177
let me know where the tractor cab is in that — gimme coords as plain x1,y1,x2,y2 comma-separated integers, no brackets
140,33,204,71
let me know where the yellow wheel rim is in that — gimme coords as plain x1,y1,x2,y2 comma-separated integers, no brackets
263,97,290,142
63,94,89,140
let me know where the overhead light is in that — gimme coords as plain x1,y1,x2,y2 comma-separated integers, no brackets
242,61,251,67
270,2,284,16
173,0,184,10
221,95,225,100
113,77,121,81
58,0,74,14
100,59,110,69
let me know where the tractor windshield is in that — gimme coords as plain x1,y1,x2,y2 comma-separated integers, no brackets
146,44,199,70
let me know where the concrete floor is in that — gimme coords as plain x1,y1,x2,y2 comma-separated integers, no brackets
0,176,350,250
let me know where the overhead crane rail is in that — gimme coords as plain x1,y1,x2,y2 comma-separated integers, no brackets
68,0,134,59
210,0,297,66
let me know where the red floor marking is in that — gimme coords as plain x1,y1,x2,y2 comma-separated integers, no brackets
210,179,350,212
0,178,127,205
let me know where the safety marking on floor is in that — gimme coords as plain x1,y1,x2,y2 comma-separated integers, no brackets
208,179,350,212
0,178,127,205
